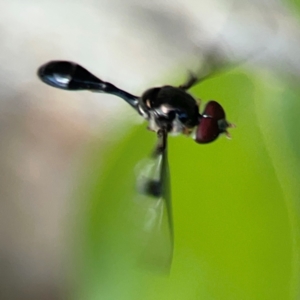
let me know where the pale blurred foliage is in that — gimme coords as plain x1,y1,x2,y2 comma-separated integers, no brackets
0,0,299,299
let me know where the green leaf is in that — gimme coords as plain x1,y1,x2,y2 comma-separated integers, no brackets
75,69,300,300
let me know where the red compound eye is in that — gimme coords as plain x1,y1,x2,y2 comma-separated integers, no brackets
195,100,233,144
195,117,220,144
203,100,226,120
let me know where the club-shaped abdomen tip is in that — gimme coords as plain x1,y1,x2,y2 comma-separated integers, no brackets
37,61,76,89
195,117,220,144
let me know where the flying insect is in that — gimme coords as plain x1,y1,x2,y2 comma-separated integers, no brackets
37,60,233,271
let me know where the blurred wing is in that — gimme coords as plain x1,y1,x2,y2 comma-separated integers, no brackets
179,42,269,91
178,0,278,90
134,130,173,273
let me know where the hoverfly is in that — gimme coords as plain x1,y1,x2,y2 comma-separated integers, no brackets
37,60,233,272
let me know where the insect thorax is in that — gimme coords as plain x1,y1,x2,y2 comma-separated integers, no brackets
139,86,199,135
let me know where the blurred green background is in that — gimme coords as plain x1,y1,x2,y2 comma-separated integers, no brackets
2,0,300,299
74,68,300,300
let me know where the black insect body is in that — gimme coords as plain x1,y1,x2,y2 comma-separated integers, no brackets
38,61,232,145
37,60,233,271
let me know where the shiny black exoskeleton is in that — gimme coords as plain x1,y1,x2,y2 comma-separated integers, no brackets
37,61,232,143
140,86,199,128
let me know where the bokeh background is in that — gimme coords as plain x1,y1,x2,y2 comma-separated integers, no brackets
1,0,300,299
